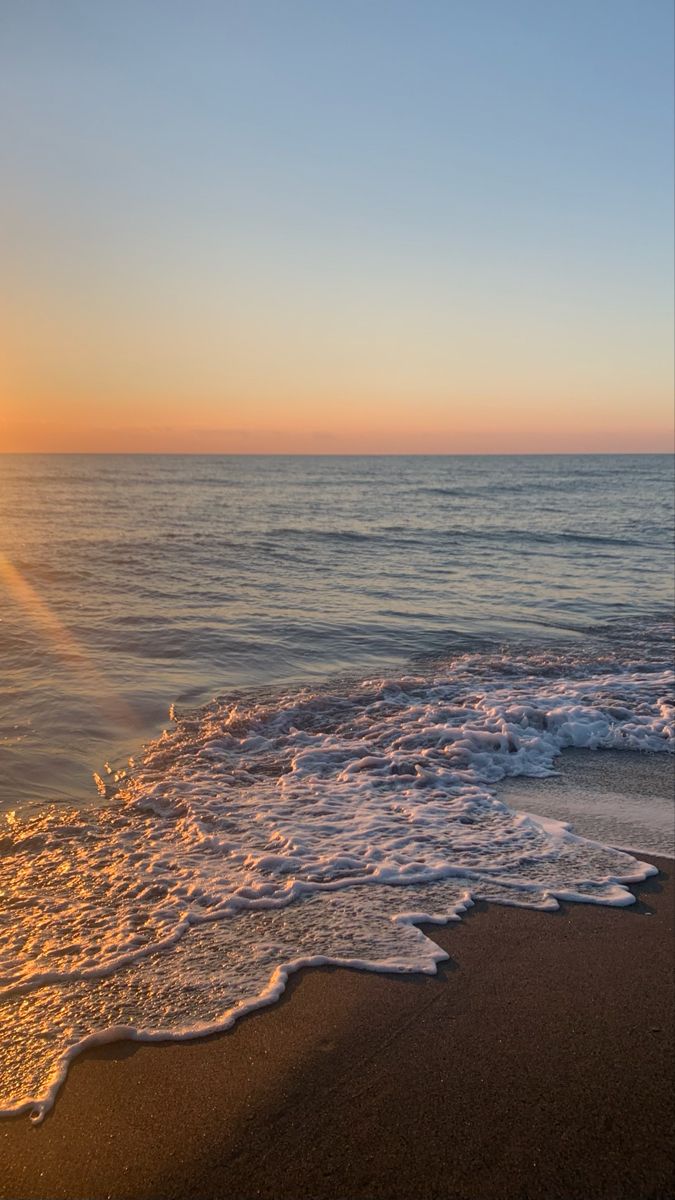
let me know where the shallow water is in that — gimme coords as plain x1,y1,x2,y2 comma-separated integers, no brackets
0,454,673,1120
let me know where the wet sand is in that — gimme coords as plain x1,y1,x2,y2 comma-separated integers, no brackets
1,854,673,1200
499,749,675,858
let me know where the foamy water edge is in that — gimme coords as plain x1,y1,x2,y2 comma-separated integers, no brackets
1,641,672,1122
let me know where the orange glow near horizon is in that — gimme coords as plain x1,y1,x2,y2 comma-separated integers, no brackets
1,401,672,456
2,289,672,455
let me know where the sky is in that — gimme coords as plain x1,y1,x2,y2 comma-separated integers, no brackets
1,0,673,453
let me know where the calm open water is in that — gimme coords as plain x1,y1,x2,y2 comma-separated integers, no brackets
1,453,673,814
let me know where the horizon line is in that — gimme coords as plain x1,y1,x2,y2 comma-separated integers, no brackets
1,450,673,459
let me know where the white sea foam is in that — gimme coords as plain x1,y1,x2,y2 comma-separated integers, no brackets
1,645,672,1120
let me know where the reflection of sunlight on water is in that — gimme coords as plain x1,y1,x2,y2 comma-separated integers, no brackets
93,759,135,798
0,552,139,734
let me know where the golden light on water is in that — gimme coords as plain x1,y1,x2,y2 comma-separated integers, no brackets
0,552,139,733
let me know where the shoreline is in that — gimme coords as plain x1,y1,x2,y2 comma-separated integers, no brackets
499,748,675,860
1,852,672,1200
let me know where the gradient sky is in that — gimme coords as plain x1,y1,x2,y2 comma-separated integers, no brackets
1,0,673,453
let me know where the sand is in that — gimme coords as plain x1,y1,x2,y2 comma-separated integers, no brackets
1,849,672,1200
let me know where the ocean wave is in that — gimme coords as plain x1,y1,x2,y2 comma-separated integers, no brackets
1,636,672,1121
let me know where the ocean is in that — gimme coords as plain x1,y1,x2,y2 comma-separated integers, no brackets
1,453,673,1120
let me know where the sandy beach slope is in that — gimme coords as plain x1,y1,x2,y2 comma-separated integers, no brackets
1,851,672,1200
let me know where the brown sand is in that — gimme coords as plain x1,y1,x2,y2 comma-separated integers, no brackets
1,856,673,1200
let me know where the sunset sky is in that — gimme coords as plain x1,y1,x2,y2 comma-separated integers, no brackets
1,0,673,454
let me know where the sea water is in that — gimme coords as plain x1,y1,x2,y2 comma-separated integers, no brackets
0,454,673,1119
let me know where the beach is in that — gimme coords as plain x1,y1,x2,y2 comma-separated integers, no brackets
1,838,672,1200
2,0,674,1192
1,456,673,1199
